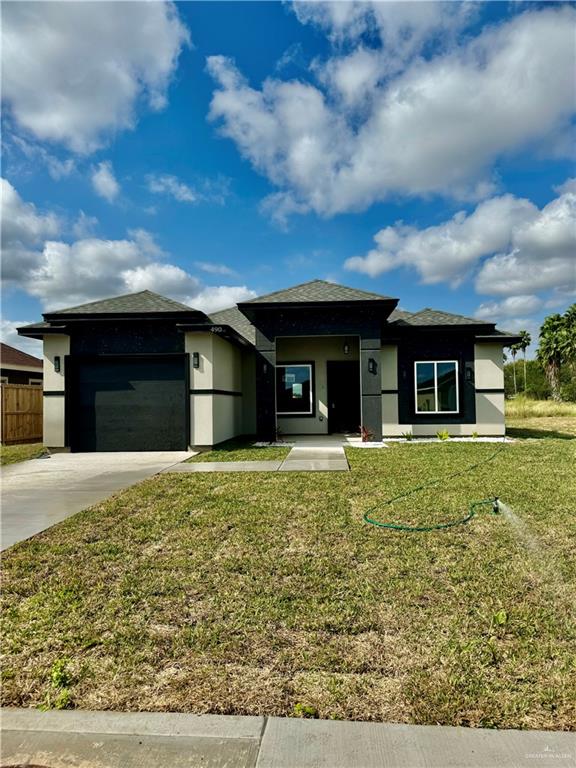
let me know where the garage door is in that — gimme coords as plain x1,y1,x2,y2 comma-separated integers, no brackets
69,356,187,452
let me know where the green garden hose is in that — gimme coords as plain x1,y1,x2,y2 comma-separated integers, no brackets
363,443,506,532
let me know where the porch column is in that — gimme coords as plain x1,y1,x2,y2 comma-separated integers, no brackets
360,335,382,441
255,329,276,441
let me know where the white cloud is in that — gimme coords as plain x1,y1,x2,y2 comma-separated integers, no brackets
147,174,197,203
0,319,43,357
475,189,576,296
207,7,576,219
91,161,120,203
475,296,543,321
147,173,231,205
1,1,189,153
72,211,99,240
194,261,236,276
3,180,256,316
346,182,576,330
123,263,200,298
345,194,537,285
192,285,257,313
10,136,76,180
1,177,61,282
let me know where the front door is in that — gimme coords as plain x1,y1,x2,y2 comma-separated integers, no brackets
327,361,360,434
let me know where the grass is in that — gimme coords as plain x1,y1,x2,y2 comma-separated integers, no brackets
0,443,47,466
188,436,291,462
505,396,576,440
2,440,575,730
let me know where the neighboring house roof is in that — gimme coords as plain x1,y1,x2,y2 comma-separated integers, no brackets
0,342,43,369
45,290,199,317
242,279,396,304
210,306,256,345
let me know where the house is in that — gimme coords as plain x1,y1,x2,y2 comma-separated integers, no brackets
18,280,520,451
0,343,43,386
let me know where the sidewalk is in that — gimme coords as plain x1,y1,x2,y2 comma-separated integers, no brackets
2,708,575,768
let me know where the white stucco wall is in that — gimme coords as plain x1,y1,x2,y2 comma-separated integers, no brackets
185,331,244,446
276,336,360,435
43,335,69,447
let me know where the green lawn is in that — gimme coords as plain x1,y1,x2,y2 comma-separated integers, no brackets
188,436,291,462
2,439,575,729
0,443,47,466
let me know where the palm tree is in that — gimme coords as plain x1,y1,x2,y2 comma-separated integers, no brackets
537,313,566,401
518,330,531,391
509,342,521,395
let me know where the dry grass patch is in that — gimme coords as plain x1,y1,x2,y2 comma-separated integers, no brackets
2,441,575,729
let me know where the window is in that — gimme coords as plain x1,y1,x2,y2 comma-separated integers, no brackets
415,361,459,413
276,364,313,415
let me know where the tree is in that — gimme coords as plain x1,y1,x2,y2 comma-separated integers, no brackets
537,305,576,401
509,342,522,395
518,330,531,391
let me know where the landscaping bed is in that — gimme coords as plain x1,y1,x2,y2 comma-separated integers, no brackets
2,439,575,729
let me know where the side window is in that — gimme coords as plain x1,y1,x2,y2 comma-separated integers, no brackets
415,361,458,413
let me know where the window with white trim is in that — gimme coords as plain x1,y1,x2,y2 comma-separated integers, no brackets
276,364,314,415
414,361,459,413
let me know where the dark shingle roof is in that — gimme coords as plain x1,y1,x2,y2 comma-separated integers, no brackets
244,279,395,305
210,306,256,345
47,290,198,316
0,342,43,368
390,308,488,327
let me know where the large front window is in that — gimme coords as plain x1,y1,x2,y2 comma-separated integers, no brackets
276,364,313,415
415,361,459,413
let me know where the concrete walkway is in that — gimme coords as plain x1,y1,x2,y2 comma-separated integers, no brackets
2,709,574,768
165,445,350,474
1,451,190,551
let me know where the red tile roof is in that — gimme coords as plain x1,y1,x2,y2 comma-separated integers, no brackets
0,342,43,369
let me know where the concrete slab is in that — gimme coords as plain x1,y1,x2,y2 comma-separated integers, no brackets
1,451,190,551
279,444,350,471
164,461,282,472
2,710,263,768
2,710,574,768
257,718,576,768
278,460,349,471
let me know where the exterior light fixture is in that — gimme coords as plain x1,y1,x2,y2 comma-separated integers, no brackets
368,357,377,375
192,352,200,369
343,344,350,355
54,356,61,373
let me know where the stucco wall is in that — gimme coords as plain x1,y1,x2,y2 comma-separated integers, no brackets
185,332,244,446
276,336,359,435
43,335,69,447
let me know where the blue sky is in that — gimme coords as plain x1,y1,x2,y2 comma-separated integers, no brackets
2,1,575,355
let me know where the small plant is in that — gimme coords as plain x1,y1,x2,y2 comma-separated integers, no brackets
293,702,318,719
493,609,508,626
359,425,375,442
401,431,413,441
436,429,450,441
472,431,479,440
42,658,74,710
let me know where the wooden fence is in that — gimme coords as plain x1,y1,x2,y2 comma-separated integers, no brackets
1,384,43,444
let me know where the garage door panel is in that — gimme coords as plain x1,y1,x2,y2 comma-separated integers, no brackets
70,357,187,452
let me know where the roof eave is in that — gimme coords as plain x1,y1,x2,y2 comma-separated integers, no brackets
176,323,253,348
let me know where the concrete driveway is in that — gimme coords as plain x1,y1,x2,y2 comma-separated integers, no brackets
1,451,190,551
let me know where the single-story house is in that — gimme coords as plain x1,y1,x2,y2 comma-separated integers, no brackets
18,280,520,451
0,343,43,386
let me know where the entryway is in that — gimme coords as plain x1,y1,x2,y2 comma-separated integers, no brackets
326,361,360,434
